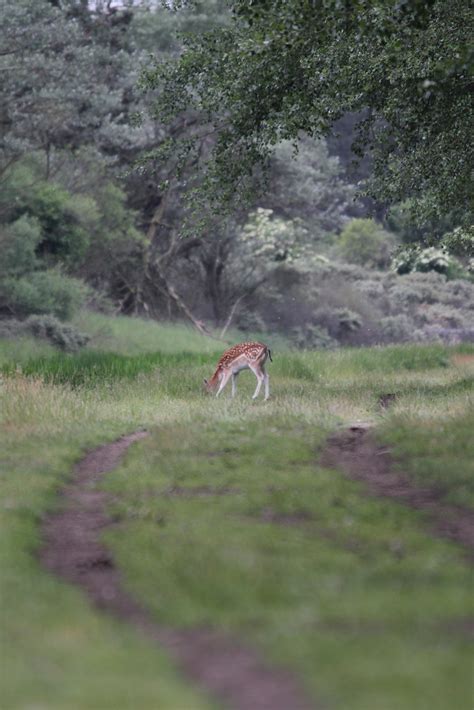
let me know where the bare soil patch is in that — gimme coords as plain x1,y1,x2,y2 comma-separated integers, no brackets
321,425,474,555
162,484,241,497
40,433,314,710
452,353,474,367
257,507,314,526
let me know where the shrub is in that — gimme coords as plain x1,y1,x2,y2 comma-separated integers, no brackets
235,311,267,333
1,270,89,320
0,319,24,338
290,324,336,349
0,216,42,277
27,182,91,267
336,308,363,333
418,326,474,345
391,247,419,275
25,315,90,352
356,279,385,299
416,304,469,329
415,247,454,274
337,218,396,268
387,272,446,306
314,306,363,338
0,315,89,352
392,246,466,279
441,226,474,260
380,315,413,343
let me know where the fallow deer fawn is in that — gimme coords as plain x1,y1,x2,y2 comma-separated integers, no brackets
204,342,272,400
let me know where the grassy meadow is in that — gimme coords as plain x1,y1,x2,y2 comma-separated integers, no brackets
1,315,473,709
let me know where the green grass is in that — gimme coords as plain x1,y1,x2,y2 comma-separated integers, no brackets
379,408,474,508
276,343,456,383
1,349,217,387
74,310,290,357
74,311,226,355
105,418,473,710
0,358,220,708
0,334,56,366
1,317,473,709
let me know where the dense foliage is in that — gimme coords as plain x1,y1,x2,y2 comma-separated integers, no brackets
0,0,472,347
149,0,473,225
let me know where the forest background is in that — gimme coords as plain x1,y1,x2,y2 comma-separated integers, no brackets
1,0,473,352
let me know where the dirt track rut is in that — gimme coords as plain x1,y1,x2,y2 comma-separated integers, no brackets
322,425,474,555
40,432,314,710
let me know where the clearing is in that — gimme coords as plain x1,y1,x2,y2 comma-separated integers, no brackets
1,320,473,709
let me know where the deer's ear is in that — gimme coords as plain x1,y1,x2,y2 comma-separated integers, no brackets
203,378,208,385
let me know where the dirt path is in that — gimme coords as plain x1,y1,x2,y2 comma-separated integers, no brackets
322,425,474,555
40,433,314,710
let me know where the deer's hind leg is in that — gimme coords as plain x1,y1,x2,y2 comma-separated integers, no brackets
249,363,265,399
263,367,270,400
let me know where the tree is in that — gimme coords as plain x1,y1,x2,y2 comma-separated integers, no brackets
182,208,306,331
0,0,240,332
0,0,114,174
337,218,396,269
262,136,358,235
148,0,473,228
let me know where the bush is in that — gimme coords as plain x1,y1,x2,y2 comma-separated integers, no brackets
388,272,446,306
415,247,454,274
1,270,89,320
290,324,336,350
416,304,469,329
356,279,386,299
0,319,24,338
235,311,267,333
27,182,91,267
392,246,466,279
25,315,90,352
337,218,396,268
0,216,42,277
380,315,413,343
336,308,363,333
441,226,474,260
0,315,89,352
314,306,363,338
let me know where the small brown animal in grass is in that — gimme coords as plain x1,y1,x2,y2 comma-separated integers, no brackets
204,342,272,400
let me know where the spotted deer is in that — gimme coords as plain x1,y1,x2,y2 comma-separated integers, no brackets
204,342,272,400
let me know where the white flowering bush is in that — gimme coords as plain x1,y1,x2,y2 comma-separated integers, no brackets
392,246,463,277
238,208,304,264
415,247,452,273
441,226,474,260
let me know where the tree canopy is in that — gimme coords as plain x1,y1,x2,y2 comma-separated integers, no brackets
1,0,472,347
147,0,473,226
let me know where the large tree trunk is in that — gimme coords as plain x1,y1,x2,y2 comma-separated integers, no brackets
137,190,223,339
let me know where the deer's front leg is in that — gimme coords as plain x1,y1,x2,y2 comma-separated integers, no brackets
231,372,238,398
216,369,232,397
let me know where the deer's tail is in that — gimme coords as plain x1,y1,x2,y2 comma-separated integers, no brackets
268,348,273,362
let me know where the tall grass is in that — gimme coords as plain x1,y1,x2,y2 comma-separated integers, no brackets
0,335,56,366
2,340,471,389
1,350,217,387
